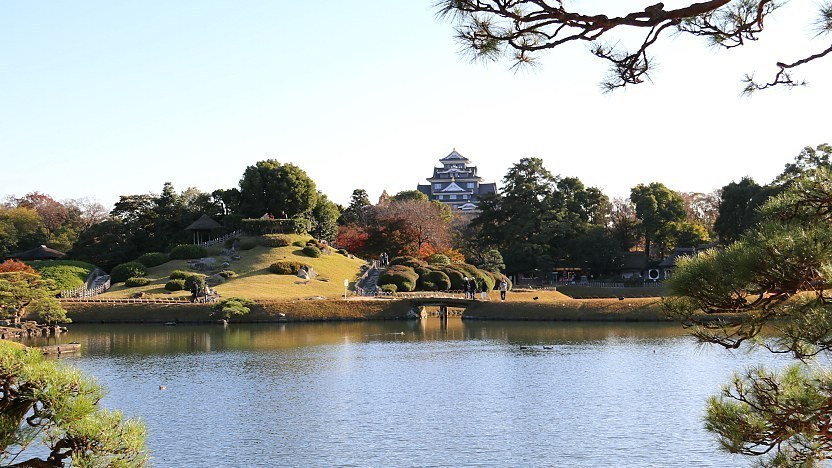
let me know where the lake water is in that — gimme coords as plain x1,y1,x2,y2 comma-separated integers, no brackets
30,319,788,467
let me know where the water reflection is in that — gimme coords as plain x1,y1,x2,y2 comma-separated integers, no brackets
25,319,786,467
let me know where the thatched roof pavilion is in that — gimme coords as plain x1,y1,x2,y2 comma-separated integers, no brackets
12,245,67,260
185,214,223,244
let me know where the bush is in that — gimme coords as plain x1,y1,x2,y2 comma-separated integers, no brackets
169,270,190,280
337,248,348,256
218,270,236,278
165,279,185,291
389,256,427,269
380,284,397,293
421,280,436,291
269,261,308,275
428,254,450,265
427,270,452,291
438,266,466,290
124,277,152,287
378,265,418,292
238,239,257,250
292,240,305,247
169,244,208,260
302,246,322,258
184,274,206,291
223,237,239,249
110,262,147,283
260,234,292,247
136,252,168,268
213,297,256,320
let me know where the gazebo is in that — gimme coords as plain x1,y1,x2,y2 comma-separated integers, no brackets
185,214,223,244
12,245,67,260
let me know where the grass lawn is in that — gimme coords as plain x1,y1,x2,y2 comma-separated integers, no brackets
100,235,366,301
556,285,666,299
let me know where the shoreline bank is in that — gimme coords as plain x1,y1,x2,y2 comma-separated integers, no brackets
57,296,674,324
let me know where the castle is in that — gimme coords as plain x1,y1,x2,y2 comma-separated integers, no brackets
416,149,496,211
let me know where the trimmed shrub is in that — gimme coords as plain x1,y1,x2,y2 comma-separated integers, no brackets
428,254,450,266
218,270,236,278
421,280,436,291
213,297,256,320
165,279,185,291
136,252,168,268
486,271,512,291
223,237,239,249
169,244,208,260
292,240,305,247
169,270,190,280
378,265,418,292
269,261,308,275
380,284,397,293
110,262,147,283
427,270,452,291
260,234,292,247
474,269,496,292
184,274,206,291
337,249,348,256
302,246,322,258
238,239,257,250
438,266,466,290
389,256,427,269
124,277,152,287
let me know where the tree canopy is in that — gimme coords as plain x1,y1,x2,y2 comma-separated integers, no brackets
438,0,832,92
666,166,832,464
238,160,317,219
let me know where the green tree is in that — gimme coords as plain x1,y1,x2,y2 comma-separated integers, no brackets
31,298,71,325
70,220,138,271
630,183,686,259
0,341,147,466
339,189,372,226
472,249,505,273
0,272,56,324
775,143,832,186
238,160,317,219
713,177,776,244
392,190,428,202
438,1,830,93
666,167,832,465
310,192,341,242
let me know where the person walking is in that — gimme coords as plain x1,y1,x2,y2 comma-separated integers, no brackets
462,276,470,299
190,282,198,303
468,277,477,300
499,279,508,302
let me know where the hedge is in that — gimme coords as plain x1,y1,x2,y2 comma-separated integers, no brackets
241,218,311,235
292,241,305,247
125,277,152,287
28,260,97,291
380,284,397,293
169,244,208,260
136,252,168,268
260,234,292,247
427,270,452,291
389,256,427,269
302,246,322,258
428,254,450,265
269,261,308,275
165,279,185,291
184,274,206,291
238,239,257,250
438,266,466,290
110,262,147,283
378,265,418,292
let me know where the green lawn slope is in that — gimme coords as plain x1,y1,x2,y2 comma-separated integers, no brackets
100,235,366,301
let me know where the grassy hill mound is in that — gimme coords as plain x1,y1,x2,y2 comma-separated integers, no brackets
27,260,97,290
101,235,366,301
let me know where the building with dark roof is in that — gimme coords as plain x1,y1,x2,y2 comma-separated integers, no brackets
416,149,497,211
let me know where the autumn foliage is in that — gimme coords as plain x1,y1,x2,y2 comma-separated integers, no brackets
0,260,36,274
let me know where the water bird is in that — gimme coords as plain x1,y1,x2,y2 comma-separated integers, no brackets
618,296,625,301
519,346,531,350
533,296,539,301
543,346,553,350
159,386,166,390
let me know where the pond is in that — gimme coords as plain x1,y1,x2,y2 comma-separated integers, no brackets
30,319,787,467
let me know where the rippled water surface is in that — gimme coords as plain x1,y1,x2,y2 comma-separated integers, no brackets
32,320,788,467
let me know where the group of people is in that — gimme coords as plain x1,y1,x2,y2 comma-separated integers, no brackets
189,282,216,303
260,211,288,220
462,277,510,301
378,252,389,267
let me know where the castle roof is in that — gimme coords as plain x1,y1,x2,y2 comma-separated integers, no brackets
440,149,470,163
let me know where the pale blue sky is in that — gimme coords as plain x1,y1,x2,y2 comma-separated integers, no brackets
2,1,831,207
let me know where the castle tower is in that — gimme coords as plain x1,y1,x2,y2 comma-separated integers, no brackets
416,149,496,211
